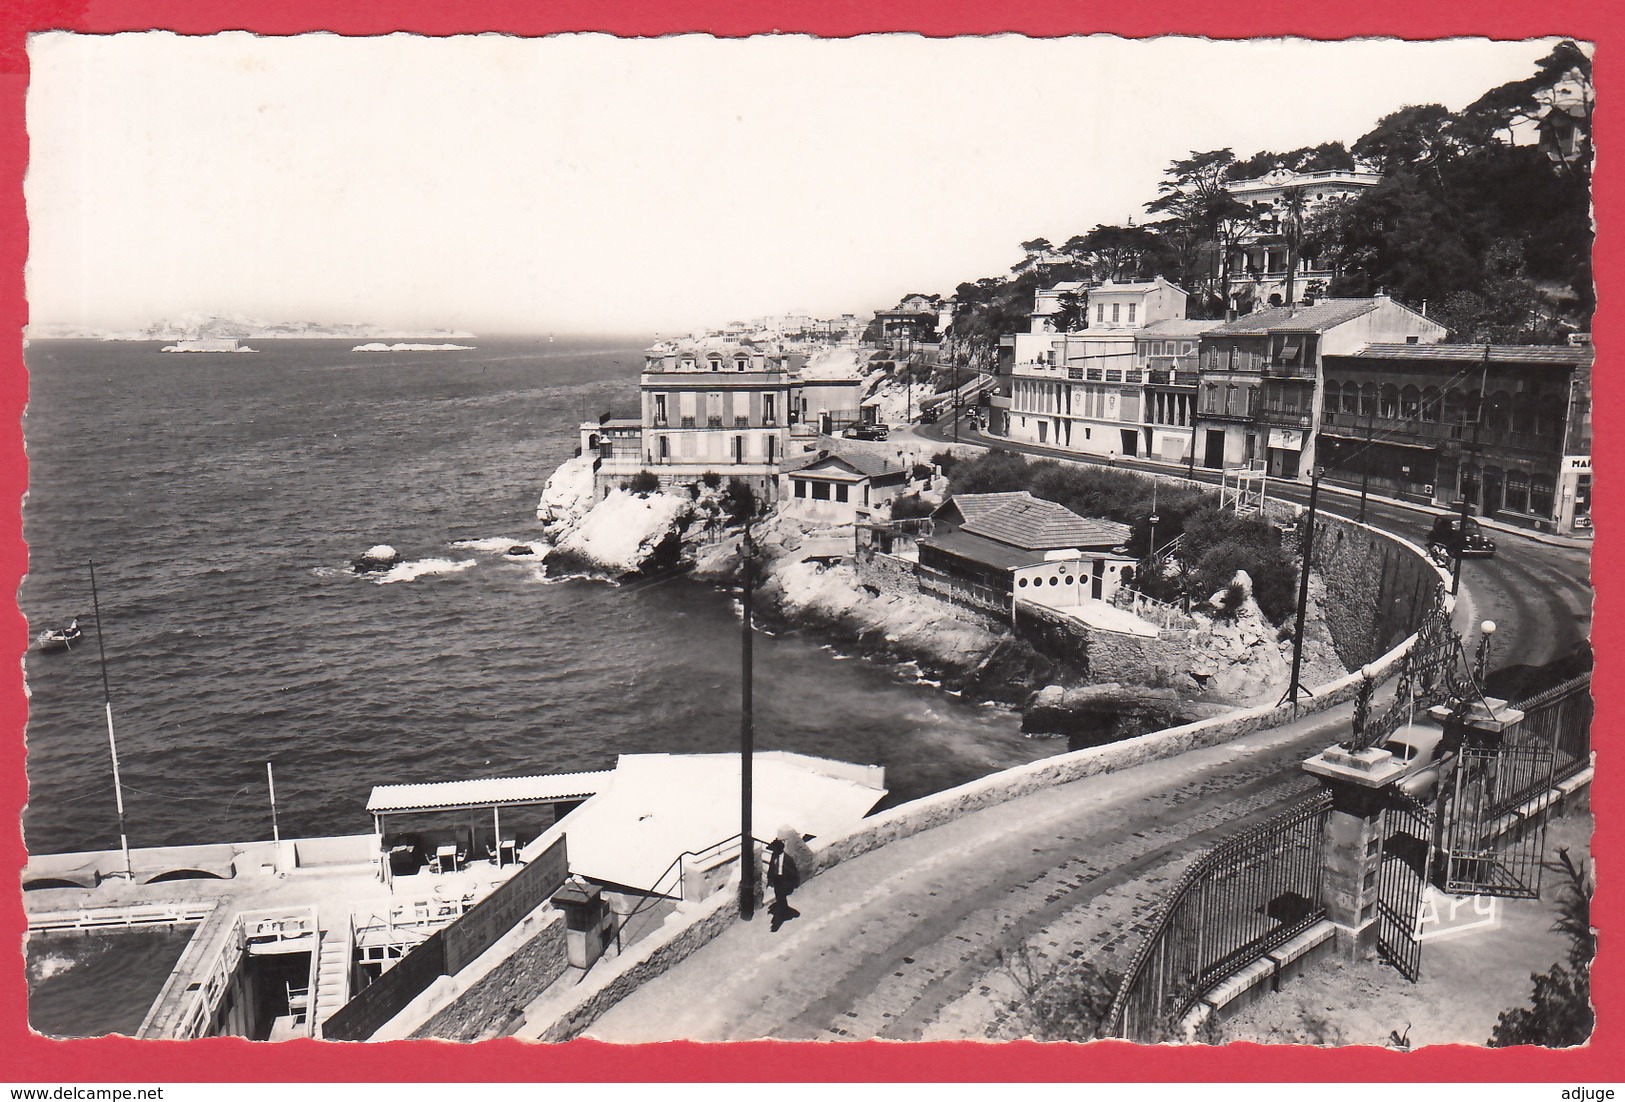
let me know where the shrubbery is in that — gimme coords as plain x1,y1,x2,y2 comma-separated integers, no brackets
1489,847,1594,1047
890,493,935,520
944,450,1299,623
628,471,660,496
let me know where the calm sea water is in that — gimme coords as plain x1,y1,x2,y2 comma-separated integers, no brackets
20,337,1046,856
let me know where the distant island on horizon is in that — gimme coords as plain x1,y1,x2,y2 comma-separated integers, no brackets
26,313,477,341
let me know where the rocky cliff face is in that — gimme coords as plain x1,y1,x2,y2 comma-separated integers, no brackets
533,460,1355,730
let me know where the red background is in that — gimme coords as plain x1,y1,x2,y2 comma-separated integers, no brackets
0,0,1617,1082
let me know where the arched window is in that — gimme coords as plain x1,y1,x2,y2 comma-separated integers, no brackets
1505,470,1529,514
1342,381,1360,415
1486,390,1512,432
1444,388,1467,428
1512,397,1538,434
1399,385,1421,420
1379,384,1399,419
1323,380,1340,416
1531,475,1555,519
1421,387,1442,423
1360,382,1378,417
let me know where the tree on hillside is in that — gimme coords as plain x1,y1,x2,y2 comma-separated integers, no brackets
1060,224,1166,283
1052,289,1088,333
1145,150,1257,317
1278,185,1309,307
1351,104,1468,186
1226,141,1356,182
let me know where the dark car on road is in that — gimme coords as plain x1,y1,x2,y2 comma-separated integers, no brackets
844,422,890,441
917,407,939,425
1427,514,1496,564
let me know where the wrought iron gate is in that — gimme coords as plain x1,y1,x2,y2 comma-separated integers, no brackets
1440,739,1556,898
1374,793,1433,982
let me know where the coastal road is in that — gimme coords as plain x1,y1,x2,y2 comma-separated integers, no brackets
578,691,1374,1043
913,411,1593,679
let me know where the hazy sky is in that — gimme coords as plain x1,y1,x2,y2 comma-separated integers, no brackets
26,33,1563,335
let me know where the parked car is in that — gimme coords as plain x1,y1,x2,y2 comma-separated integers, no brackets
1427,514,1496,565
844,422,890,441
917,407,939,425
1381,722,1453,801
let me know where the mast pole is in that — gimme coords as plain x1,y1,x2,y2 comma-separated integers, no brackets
88,559,132,879
267,761,281,848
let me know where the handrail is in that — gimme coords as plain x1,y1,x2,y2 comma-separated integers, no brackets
613,834,776,950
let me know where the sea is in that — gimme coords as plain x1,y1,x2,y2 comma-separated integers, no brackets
19,336,1055,859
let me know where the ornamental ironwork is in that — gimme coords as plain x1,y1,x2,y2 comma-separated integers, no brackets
1345,590,1488,752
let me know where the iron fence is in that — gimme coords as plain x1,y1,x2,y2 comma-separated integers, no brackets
1513,674,1592,789
1106,792,1331,1042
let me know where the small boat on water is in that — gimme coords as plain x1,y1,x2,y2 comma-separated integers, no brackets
34,619,83,654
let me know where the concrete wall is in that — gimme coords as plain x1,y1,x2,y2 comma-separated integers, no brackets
409,908,568,1042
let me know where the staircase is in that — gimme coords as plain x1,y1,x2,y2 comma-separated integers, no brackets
311,920,353,1038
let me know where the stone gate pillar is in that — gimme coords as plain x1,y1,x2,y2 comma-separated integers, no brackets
1302,742,1412,956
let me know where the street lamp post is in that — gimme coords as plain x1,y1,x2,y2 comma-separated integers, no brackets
1474,619,1498,686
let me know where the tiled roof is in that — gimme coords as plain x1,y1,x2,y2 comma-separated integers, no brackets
1347,343,1594,366
782,448,903,479
1207,299,1385,334
953,492,1130,551
1136,319,1218,339
367,771,614,814
942,491,1032,525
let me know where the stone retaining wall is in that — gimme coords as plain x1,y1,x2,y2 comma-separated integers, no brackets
1013,600,1196,687
853,550,920,599
410,908,569,1041
1313,513,1439,670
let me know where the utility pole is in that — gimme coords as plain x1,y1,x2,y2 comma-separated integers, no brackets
953,364,961,443
1452,345,1491,597
1281,466,1324,713
88,559,132,879
738,521,757,920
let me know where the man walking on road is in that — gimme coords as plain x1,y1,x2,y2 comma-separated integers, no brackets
766,837,802,932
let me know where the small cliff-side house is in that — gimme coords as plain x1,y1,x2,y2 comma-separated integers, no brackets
917,492,1133,613
780,449,909,524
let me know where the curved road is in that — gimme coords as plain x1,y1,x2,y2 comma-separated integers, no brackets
564,409,1590,1044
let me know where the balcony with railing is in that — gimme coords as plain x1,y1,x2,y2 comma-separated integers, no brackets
1255,403,1312,428
1320,410,1562,455
1147,368,1201,387
1262,360,1316,380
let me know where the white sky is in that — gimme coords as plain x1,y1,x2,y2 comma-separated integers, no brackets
25,33,1563,336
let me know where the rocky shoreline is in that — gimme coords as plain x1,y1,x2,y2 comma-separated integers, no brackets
532,454,1347,739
